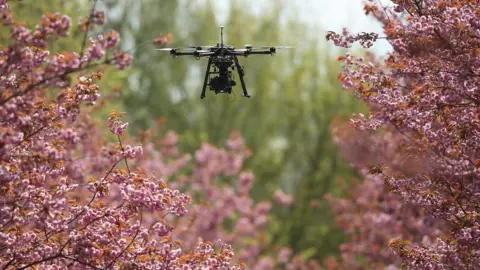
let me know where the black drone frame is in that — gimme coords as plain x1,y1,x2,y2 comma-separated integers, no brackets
157,26,291,99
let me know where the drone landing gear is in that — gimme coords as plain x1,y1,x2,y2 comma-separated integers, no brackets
200,57,212,99
200,56,251,99
233,56,250,98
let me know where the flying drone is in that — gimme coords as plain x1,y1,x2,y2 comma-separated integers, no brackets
156,26,292,99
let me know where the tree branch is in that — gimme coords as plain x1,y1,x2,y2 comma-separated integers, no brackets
105,212,143,269
17,254,62,270
79,0,99,59
117,135,131,175
0,60,106,106
61,255,103,270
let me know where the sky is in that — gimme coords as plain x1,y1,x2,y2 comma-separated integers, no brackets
210,0,393,55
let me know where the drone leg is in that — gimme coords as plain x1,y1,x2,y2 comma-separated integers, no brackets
201,57,212,99
233,56,250,98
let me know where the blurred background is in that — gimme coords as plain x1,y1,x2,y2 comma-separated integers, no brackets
11,0,391,266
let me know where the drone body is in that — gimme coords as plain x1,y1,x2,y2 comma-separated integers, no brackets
156,26,291,99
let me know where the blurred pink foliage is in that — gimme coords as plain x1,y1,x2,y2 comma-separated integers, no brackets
133,124,322,269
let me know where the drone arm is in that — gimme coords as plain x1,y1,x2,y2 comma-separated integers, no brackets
233,56,250,98
247,50,273,55
196,52,215,57
171,51,215,57
231,49,273,56
171,51,196,56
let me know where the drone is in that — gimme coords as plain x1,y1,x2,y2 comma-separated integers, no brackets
156,26,292,99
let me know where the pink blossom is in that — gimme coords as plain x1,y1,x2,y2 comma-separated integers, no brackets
120,144,143,159
278,247,292,264
273,189,293,205
108,112,129,136
113,50,133,70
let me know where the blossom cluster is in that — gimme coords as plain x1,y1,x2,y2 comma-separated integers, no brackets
327,0,480,269
79,11,106,32
326,29,379,48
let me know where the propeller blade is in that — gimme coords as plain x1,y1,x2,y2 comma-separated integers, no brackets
188,45,214,49
258,46,294,49
155,47,197,51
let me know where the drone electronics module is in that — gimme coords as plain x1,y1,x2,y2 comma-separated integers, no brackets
156,26,292,99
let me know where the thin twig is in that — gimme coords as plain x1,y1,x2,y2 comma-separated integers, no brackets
0,61,105,106
17,254,62,270
19,120,54,144
66,158,122,226
414,0,424,16
61,255,103,270
117,135,131,175
80,0,99,59
106,212,143,269
3,257,15,269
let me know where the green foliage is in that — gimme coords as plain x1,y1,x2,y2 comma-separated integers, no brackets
105,0,365,262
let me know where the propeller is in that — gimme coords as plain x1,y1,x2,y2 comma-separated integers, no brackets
241,45,293,50
155,47,196,51
258,46,293,49
187,45,215,50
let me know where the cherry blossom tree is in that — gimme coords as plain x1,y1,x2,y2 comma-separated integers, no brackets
324,121,448,269
326,0,480,269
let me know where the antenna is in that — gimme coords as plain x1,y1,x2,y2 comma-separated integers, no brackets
219,26,224,48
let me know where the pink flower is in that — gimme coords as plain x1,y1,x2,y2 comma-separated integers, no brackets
278,247,292,264
273,189,293,206
253,257,275,270
113,50,133,70
237,171,254,195
121,145,143,159
87,37,106,60
108,113,129,136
